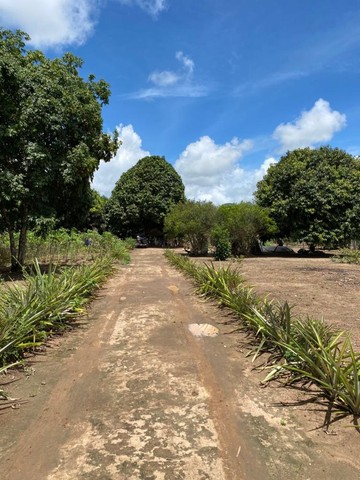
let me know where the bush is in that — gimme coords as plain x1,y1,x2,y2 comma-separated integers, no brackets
211,226,231,261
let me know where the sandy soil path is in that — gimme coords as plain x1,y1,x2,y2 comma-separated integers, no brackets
0,249,359,479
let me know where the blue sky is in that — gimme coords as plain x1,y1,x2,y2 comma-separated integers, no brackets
1,0,359,203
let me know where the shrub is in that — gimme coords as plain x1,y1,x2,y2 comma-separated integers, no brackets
211,226,231,261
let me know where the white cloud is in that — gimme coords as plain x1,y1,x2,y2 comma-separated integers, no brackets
129,51,210,99
273,98,346,152
148,70,179,87
0,0,98,48
116,0,167,17
128,84,209,99
174,136,267,204
176,51,194,76
147,51,195,89
93,128,275,203
92,124,150,197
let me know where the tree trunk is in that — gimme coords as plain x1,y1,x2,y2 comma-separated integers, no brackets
1,207,18,270
17,205,29,268
9,227,18,270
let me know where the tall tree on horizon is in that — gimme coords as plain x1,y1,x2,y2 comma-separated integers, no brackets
255,146,360,247
106,156,185,240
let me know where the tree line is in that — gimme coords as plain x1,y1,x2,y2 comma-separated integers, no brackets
1,29,359,269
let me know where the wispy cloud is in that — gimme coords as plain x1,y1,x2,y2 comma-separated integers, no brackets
126,51,210,99
128,84,209,100
0,0,99,48
234,13,360,97
115,0,167,18
234,70,308,97
295,15,360,71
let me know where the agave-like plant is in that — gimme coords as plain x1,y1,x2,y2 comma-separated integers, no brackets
0,256,115,367
165,249,360,416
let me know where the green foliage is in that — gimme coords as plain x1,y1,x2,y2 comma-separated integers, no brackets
211,225,231,261
217,202,277,255
0,29,119,268
106,156,185,239
165,250,360,417
256,146,360,247
87,189,107,232
0,258,112,366
164,200,217,255
0,229,133,268
333,248,360,265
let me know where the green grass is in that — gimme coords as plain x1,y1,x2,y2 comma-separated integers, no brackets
333,248,360,265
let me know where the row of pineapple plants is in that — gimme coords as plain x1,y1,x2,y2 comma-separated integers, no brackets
0,235,134,374
165,250,360,417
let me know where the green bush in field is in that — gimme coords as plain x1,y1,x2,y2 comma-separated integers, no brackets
211,226,231,261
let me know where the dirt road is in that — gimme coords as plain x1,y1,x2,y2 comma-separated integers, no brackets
0,249,359,479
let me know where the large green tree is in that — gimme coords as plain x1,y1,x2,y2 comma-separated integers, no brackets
164,200,217,255
0,29,118,268
255,147,360,247
106,156,185,240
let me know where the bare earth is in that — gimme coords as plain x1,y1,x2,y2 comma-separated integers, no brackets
240,255,360,349
0,248,360,480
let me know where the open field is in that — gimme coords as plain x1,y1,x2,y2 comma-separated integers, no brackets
240,255,360,348
191,253,360,348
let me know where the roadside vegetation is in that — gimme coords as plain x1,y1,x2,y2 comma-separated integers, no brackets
0,229,134,268
333,248,360,265
165,250,360,421
0,231,134,376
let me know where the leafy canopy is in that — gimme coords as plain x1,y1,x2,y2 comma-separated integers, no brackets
255,147,360,247
217,202,277,255
164,200,217,255
0,29,119,267
106,156,185,239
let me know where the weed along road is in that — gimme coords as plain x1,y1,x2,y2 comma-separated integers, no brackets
0,249,359,479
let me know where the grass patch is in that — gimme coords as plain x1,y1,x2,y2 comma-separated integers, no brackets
333,248,360,265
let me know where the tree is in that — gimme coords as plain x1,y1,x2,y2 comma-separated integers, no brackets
86,189,108,232
164,200,217,255
0,29,119,269
217,202,277,255
255,147,360,247
106,156,185,240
